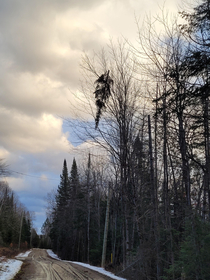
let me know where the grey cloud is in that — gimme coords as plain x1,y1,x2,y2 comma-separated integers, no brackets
0,0,105,19
0,107,70,153
0,70,78,117
0,18,58,73
68,25,107,51
0,0,184,234
43,0,107,11
0,0,108,75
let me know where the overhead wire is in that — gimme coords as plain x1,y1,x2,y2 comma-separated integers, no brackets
9,170,60,181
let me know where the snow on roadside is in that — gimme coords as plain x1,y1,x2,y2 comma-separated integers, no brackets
47,249,127,280
16,251,31,258
0,259,22,280
71,262,127,280
0,250,31,280
47,249,61,261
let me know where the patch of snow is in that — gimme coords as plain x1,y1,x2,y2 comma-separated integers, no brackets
15,250,31,260
47,249,61,261
72,262,127,280
16,250,31,258
47,249,127,280
0,259,22,280
0,250,31,280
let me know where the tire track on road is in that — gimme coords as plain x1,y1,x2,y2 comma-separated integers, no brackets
20,249,113,280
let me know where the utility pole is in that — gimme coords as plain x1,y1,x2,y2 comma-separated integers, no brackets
18,211,23,250
101,183,111,268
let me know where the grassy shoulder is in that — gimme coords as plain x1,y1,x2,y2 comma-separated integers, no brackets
11,262,29,280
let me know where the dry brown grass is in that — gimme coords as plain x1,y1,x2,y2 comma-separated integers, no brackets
0,247,27,260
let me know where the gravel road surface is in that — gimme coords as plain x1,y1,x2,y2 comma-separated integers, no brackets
16,248,115,280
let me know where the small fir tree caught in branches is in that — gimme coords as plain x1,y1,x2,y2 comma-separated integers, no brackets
94,70,113,129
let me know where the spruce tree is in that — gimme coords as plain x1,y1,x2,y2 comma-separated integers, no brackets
181,0,210,220
69,158,79,200
51,159,70,256
69,158,86,261
21,215,31,245
56,159,70,209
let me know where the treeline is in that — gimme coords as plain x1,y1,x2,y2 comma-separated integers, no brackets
0,181,38,249
43,1,210,279
43,156,111,264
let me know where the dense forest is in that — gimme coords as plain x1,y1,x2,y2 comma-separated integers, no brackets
42,1,210,279
0,180,39,249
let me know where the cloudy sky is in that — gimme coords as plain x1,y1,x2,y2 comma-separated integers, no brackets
0,0,184,233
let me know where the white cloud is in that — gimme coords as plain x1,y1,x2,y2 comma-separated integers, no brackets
0,147,10,159
6,177,28,192
0,0,185,233
0,109,71,154
0,72,80,117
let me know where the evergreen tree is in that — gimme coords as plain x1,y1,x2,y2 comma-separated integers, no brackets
69,158,86,261
94,70,113,128
0,182,32,248
50,158,87,261
56,159,70,209
50,159,70,256
69,158,79,200
21,214,31,245
181,0,210,220
44,3,210,277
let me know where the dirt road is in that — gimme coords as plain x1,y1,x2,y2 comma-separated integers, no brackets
16,248,115,280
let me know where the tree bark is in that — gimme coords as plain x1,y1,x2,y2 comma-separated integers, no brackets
101,184,111,268
148,115,160,279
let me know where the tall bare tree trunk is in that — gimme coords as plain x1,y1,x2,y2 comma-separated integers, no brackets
87,153,91,263
148,115,160,279
177,112,191,208
101,184,111,268
18,211,23,250
163,97,169,225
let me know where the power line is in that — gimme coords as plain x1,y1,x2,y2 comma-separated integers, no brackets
9,170,60,181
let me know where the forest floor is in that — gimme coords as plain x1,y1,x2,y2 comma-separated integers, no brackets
0,247,20,259
0,248,127,280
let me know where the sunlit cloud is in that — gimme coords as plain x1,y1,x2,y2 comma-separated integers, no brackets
0,0,184,232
